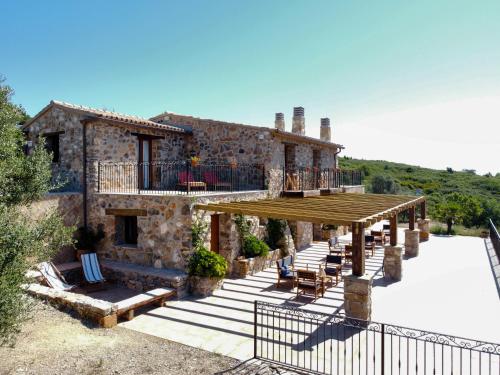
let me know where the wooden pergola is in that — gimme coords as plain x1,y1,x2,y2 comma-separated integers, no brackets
196,193,426,277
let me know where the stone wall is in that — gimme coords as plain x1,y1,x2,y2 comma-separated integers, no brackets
26,107,85,191
232,248,281,278
89,190,269,273
23,192,83,263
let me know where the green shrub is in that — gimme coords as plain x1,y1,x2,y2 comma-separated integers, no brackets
430,225,456,235
187,247,227,278
243,235,270,258
191,219,208,250
75,226,105,251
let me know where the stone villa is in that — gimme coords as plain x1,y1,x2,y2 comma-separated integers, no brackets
23,101,363,286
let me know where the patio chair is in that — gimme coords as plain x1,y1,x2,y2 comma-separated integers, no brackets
344,244,353,263
203,171,232,190
365,235,375,257
276,255,295,288
295,269,324,300
328,236,343,254
81,253,106,289
37,261,75,291
371,230,387,245
177,171,207,191
324,255,343,286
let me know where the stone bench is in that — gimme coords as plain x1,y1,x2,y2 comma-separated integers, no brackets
115,287,176,321
101,261,188,298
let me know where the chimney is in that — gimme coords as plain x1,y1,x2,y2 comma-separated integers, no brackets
292,106,305,135
320,117,331,142
274,112,285,131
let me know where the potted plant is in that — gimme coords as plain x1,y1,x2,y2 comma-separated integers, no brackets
190,155,200,167
188,246,228,296
74,226,105,260
229,158,238,169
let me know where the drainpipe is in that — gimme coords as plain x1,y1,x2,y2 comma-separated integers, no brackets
333,147,342,169
81,119,89,230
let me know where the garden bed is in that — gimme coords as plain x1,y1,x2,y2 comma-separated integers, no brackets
232,248,281,277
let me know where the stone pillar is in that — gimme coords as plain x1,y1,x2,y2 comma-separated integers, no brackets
417,218,430,242
404,229,420,257
383,245,403,281
344,274,372,321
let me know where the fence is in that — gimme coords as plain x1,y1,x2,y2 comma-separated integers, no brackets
97,161,265,195
254,301,500,375
489,219,500,258
283,168,362,191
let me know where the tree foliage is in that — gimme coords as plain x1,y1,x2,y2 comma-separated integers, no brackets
0,76,74,346
340,157,500,230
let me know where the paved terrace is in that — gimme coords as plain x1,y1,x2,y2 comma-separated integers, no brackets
119,228,500,361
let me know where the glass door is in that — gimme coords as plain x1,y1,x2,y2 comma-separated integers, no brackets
138,138,152,190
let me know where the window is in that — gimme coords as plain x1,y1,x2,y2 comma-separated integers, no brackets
44,134,60,163
115,216,138,246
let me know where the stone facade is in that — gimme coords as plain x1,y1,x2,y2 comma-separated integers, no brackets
343,274,373,321
383,246,403,281
404,229,420,257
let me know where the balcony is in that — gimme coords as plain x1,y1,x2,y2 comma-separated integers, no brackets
96,161,266,195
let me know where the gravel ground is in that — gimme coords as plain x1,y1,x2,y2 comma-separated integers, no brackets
0,299,239,375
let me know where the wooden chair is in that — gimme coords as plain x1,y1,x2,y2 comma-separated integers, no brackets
295,269,324,300
276,255,295,288
383,224,391,241
371,230,387,245
344,244,353,263
365,235,375,257
324,255,343,286
37,262,76,291
328,236,343,255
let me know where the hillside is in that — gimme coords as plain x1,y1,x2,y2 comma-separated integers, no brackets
339,157,500,228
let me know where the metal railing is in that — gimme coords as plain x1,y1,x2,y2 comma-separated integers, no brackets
283,167,362,191
254,301,500,374
97,161,265,195
490,219,500,258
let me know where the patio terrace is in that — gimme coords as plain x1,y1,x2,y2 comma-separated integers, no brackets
117,227,500,361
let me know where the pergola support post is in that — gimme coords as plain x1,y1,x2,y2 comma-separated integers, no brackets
344,221,372,321
384,213,403,281
418,200,430,242
405,206,420,257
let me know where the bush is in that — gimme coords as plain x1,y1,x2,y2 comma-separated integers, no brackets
187,247,227,278
74,226,105,251
243,235,270,258
430,225,456,235
371,174,400,194
191,219,208,250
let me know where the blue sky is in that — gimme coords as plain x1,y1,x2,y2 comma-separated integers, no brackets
2,1,499,173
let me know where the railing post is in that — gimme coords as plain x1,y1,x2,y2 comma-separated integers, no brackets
254,300,258,359
381,323,385,375
261,165,266,190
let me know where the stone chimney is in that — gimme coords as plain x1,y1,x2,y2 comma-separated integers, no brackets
274,112,285,131
292,107,305,135
320,117,331,142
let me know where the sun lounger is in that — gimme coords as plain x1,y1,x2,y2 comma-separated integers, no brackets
37,261,75,291
81,253,106,284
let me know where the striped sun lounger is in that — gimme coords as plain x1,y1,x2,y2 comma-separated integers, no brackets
38,262,75,291
81,253,106,284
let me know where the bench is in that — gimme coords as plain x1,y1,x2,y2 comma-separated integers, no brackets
115,287,176,321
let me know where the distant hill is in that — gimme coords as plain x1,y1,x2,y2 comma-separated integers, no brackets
339,156,500,227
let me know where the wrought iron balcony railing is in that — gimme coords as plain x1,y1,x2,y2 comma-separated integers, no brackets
96,161,266,195
282,167,362,191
